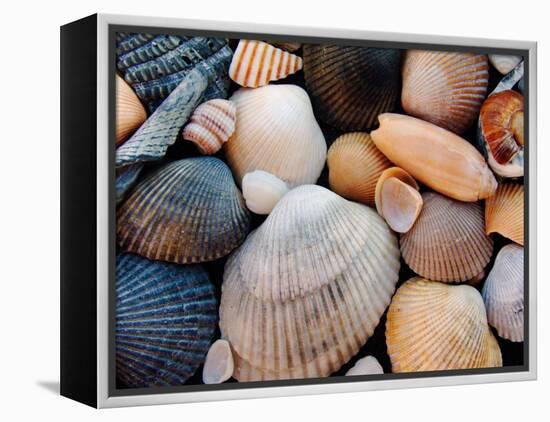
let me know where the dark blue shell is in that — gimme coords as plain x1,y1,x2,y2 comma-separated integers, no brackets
116,253,217,388
116,163,143,205
117,35,189,72
116,33,156,56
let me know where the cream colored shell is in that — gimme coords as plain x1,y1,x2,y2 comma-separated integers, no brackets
242,170,289,215
346,356,384,376
489,54,523,75
202,339,235,384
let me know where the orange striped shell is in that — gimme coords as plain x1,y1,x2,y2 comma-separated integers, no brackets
229,40,302,88
485,183,524,246
116,74,147,146
182,99,236,155
402,50,489,134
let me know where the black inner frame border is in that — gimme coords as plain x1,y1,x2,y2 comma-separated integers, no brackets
108,23,530,398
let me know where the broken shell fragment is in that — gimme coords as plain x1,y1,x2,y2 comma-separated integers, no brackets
346,356,384,376
242,170,289,215
371,113,498,202
485,183,524,245
489,54,523,75
202,339,235,384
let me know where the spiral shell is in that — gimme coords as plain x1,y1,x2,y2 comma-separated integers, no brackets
116,74,147,146
303,45,401,131
489,54,523,75
371,113,498,202
116,253,217,388
482,244,524,342
117,157,251,264
182,99,236,154
229,40,303,87
401,50,489,134
220,185,400,381
327,132,392,206
225,84,327,187
386,277,502,372
346,356,384,376
242,170,289,215
485,183,524,246
400,192,493,283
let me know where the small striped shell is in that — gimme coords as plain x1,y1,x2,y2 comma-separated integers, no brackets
303,46,401,131
117,157,251,264
327,132,392,206
386,277,502,372
401,50,489,134
225,84,327,187
116,253,217,387
220,185,400,381
182,99,236,154
485,183,524,246
400,192,493,283
229,40,303,88
242,170,289,215
116,74,146,146
346,356,384,376
489,54,523,75
482,244,524,342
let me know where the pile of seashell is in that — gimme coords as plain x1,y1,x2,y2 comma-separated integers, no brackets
114,32,526,388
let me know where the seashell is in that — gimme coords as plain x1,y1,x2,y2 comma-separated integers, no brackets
225,84,327,187
489,54,523,75
242,170,289,215
478,90,524,178
374,167,421,233
116,163,143,205
401,50,489,134
400,192,493,283
202,339,234,384
117,35,188,71
116,74,147,146
485,183,524,245
117,157,251,264
386,277,502,372
371,113,498,201
220,185,400,381
327,132,392,206
116,253,217,388
229,40,303,88
269,41,302,52
182,99,236,154
345,356,384,376
482,244,524,342
303,45,401,131
116,46,233,168
116,33,155,56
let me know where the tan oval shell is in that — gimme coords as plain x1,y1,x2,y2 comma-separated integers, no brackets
220,185,400,381
116,74,147,146
182,99,236,155
346,356,384,376
485,183,524,246
229,40,303,88
386,277,502,372
242,170,289,215
202,339,234,384
489,54,523,75
482,244,524,342
225,85,327,188
327,133,392,206
371,113,498,201
401,50,489,134
400,192,493,283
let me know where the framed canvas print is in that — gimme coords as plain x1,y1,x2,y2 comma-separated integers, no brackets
60,13,537,408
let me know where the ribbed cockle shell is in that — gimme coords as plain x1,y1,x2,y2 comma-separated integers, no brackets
485,183,524,246
371,113,497,202
116,74,147,146
229,40,303,88
182,99,236,154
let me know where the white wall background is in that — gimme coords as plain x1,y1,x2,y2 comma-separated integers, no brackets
1,0,546,420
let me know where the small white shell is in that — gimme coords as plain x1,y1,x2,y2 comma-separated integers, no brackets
346,356,384,376
202,339,234,384
242,170,289,215
489,54,523,75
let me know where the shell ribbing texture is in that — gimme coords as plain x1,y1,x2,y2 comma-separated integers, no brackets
116,33,156,57
386,277,502,372
229,40,303,87
482,244,524,342
115,45,233,168
400,192,493,283
485,183,524,245
117,34,189,71
401,50,489,134
117,157,251,264
116,253,217,388
303,45,401,131
116,74,147,146
220,185,400,380
116,163,144,205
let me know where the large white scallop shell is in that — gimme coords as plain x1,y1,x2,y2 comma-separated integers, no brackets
225,85,327,187
220,185,400,381
386,277,502,372
482,244,524,342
